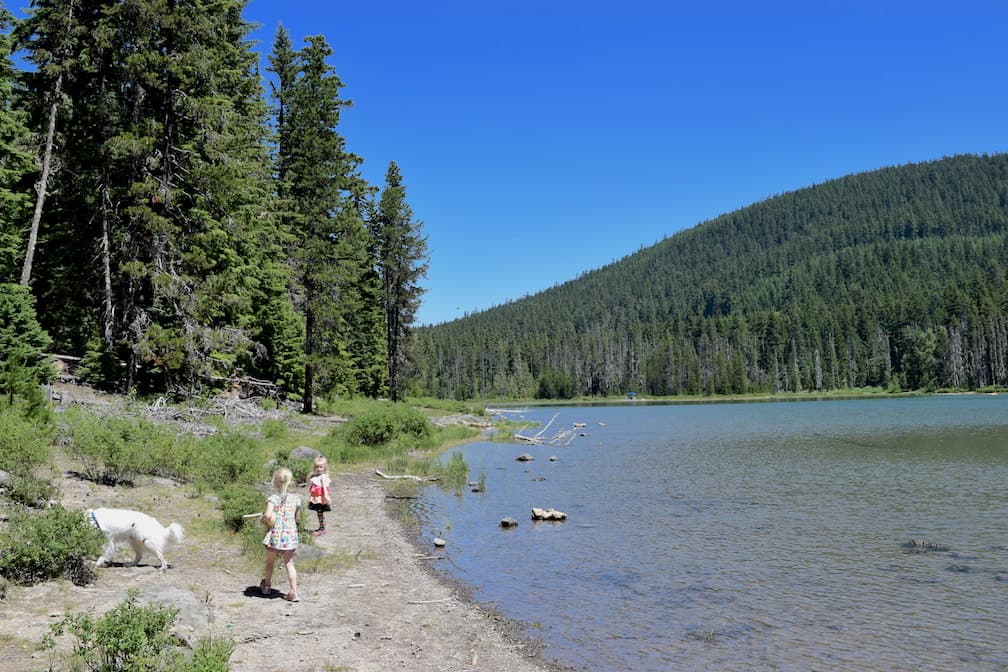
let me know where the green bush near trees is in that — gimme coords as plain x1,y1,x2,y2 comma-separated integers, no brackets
0,401,54,475
341,403,432,447
58,409,166,485
191,430,265,491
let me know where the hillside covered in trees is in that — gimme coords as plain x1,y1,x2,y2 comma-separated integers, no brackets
3,4,1007,408
413,153,1008,400
0,1,427,409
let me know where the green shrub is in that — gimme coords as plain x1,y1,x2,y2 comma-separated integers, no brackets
43,590,179,672
193,430,263,490
153,433,203,483
215,483,269,558
217,483,265,533
0,403,54,474
269,448,312,486
3,472,57,507
40,591,235,672
340,404,431,447
178,637,234,672
60,408,173,485
0,506,103,586
260,418,288,439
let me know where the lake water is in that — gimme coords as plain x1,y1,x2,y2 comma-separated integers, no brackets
413,396,1008,671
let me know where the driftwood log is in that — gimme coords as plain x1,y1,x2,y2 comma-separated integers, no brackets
374,469,440,482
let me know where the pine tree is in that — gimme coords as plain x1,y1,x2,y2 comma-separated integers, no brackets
373,161,428,401
14,0,83,289
0,4,35,282
19,0,282,394
270,32,371,412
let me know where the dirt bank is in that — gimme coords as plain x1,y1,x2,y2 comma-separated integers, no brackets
1,462,557,671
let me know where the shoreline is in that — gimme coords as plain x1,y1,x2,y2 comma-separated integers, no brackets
1,465,561,672
387,490,577,672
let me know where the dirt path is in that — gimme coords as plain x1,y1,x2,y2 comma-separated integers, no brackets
2,466,555,671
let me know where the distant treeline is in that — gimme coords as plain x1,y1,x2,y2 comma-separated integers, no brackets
413,153,1008,399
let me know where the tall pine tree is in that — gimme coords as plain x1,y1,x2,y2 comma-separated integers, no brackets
20,0,285,395
0,3,35,282
373,161,427,401
270,32,372,412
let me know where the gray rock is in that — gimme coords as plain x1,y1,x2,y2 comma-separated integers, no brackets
500,517,519,528
290,446,322,460
139,586,212,647
531,507,567,521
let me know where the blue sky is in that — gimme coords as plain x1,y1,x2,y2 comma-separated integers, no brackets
243,3,1002,323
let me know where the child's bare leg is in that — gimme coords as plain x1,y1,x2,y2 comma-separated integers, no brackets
282,550,298,595
263,550,277,587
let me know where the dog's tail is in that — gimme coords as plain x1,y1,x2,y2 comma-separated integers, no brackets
168,522,185,544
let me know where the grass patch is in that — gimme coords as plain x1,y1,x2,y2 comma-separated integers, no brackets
3,393,487,577
299,548,376,574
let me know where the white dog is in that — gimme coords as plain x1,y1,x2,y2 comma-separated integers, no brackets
86,507,184,570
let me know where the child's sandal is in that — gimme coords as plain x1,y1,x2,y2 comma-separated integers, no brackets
285,591,300,602
259,579,272,596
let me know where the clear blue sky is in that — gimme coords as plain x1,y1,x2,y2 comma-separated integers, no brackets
259,2,1003,324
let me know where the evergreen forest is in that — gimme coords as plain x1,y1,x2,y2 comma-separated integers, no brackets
413,153,1008,400
0,1,427,410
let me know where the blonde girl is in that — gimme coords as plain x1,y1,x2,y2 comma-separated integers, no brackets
307,456,332,536
260,467,302,602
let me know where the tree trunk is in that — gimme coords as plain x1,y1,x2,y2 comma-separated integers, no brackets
303,306,314,413
101,174,114,344
20,71,62,287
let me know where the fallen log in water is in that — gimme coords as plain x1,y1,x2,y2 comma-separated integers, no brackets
374,469,440,482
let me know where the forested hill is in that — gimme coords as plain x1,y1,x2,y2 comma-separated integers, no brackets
412,153,1008,399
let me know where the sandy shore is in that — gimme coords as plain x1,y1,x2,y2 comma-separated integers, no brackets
1,466,559,671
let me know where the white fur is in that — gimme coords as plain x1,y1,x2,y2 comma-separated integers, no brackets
86,507,184,570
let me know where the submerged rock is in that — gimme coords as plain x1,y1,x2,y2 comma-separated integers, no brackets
903,539,949,553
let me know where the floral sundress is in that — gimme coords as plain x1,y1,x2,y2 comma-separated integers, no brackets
262,493,301,551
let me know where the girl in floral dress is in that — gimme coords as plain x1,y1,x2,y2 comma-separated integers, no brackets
260,467,302,602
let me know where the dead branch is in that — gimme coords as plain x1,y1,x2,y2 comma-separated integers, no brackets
374,469,440,482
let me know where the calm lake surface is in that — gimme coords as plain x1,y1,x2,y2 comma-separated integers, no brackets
413,396,1008,671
